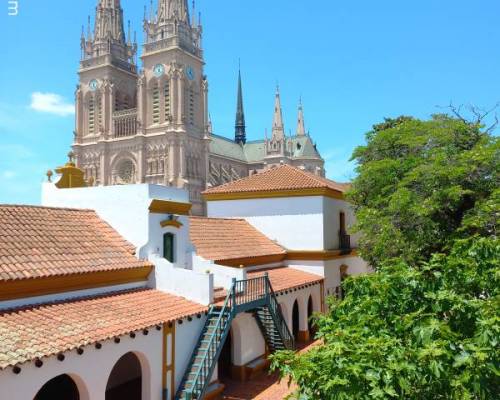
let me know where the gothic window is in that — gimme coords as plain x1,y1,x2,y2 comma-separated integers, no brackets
164,81,171,121
88,97,95,134
188,87,195,126
152,85,160,124
123,95,129,110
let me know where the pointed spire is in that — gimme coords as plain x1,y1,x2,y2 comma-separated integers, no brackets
272,86,285,140
296,97,306,136
235,65,246,145
81,0,136,66
144,0,201,57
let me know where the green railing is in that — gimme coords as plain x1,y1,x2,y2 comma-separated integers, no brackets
267,283,295,349
178,273,294,400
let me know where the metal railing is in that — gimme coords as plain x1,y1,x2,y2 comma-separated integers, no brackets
179,274,294,400
339,232,351,254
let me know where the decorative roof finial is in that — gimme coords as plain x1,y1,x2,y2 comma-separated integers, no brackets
46,170,53,183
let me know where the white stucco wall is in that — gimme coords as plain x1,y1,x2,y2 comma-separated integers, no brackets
207,196,324,250
231,313,266,366
274,284,322,335
149,255,213,305
323,256,371,298
322,197,360,249
192,256,246,290
0,329,163,400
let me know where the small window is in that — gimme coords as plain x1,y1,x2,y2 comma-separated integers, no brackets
163,233,175,263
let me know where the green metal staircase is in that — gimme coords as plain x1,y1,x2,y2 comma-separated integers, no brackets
175,274,295,400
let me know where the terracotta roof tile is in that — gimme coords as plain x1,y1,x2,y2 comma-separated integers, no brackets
189,217,286,262
215,267,324,306
0,289,207,369
247,267,323,293
0,205,151,282
203,164,350,195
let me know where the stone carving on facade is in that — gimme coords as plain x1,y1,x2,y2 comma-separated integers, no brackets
73,0,325,215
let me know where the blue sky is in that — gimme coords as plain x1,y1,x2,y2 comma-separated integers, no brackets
1,0,499,205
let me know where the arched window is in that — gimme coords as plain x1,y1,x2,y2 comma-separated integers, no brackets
163,233,175,263
164,81,171,121
188,86,195,125
106,352,142,400
35,374,80,400
307,295,315,337
152,85,160,124
88,97,95,134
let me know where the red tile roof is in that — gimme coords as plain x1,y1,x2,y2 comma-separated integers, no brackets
247,267,323,293
215,267,324,306
0,289,207,369
0,205,151,282
189,217,286,263
203,164,350,196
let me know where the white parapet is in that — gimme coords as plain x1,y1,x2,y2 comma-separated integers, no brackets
192,255,246,290
149,255,214,305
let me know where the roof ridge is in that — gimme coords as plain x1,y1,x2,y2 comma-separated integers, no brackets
0,204,96,212
189,216,246,222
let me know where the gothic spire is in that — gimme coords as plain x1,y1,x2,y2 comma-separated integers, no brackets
235,68,246,144
272,86,285,140
144,0,202,57
296,98,306,136
81,0,137,66
157,0,190,24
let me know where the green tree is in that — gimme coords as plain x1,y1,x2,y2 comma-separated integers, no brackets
271,115,500,399
348,114,499,267
271,237,499,399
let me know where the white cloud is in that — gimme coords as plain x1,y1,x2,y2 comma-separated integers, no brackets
2,170,15,179
30,92,74,117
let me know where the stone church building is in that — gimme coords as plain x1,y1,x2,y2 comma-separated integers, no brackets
73,0,325,214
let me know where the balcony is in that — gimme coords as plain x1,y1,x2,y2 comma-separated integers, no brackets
339,232,351,255
113,109,138,138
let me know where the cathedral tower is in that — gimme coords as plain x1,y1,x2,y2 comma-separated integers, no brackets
140,0,209,213
74,0,138,183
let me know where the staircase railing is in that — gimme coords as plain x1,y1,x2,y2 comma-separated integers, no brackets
177,273,294,400
267,282,295,349
184,287,233,400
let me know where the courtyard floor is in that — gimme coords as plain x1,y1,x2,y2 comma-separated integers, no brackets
221,340,321,400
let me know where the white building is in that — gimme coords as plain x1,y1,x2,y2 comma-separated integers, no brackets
0,162,369,400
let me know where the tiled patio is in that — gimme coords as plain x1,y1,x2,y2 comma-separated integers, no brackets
221,340,321,400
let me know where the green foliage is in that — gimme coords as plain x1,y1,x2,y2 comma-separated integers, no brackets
271,115,500,399
348,115,499,267
271,238,500,399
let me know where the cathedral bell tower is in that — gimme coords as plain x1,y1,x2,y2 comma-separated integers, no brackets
140,0,209,213
74,0,138,183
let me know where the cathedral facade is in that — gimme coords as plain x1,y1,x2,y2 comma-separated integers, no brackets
73,0,325,214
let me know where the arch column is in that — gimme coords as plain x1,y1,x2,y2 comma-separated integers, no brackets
297,295,310,343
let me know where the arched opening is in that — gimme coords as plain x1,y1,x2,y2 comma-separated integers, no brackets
218,329,233,379
340,265,349,300
307,295,316,339
292,300,299,340
106,352,142,400
34,374,80,400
